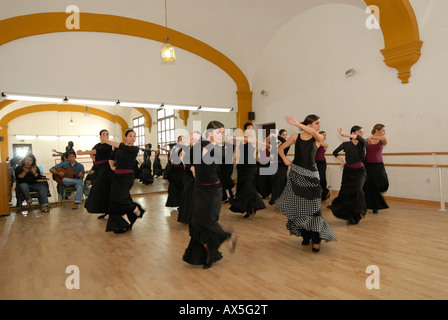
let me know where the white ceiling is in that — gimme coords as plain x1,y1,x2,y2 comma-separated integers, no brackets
0,0,366,83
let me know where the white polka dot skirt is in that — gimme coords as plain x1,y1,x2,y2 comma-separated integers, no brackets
276,164,337,242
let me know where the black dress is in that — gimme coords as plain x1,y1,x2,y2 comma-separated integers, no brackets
219,141,235,201
329,135,367,224
105,143,145,232
276,135,337,243
165,145,185,207
153,151,163,177
270,135,290,205
229,142,266,215
183,140,231,266
178,145,195,223
85,143,113,214
139,150,153,185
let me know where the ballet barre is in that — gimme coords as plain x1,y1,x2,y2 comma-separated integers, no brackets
322,151,448,212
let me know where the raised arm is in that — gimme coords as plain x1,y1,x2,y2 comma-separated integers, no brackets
278,134,298,166
285,115,323,143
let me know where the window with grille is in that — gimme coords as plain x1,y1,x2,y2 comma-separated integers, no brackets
157,108,175,155
133,116,145,155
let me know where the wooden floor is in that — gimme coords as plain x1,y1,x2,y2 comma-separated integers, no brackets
1,178,447,300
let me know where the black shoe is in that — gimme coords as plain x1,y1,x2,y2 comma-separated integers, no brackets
312,244,320,253
302,238,311,245
243,210,253,218
373,209,378,214
97,213,108,219
203,261,213,269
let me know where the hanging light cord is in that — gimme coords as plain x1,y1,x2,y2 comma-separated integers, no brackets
164,0,169,42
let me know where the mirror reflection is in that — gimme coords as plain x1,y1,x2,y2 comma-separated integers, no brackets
5,103,237,211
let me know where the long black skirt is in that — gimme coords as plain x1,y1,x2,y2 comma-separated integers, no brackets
364,162,389,211
329,166,367,224
219,164,234,200
106,173,143,232
255,163,272,199
153,157,163,177
139,160,153,185
276,164,337,242
85,162,113,214
166,165,185,207
316,160,330,201
183,183,231,265
270,162,288,204
178,171,195,223
229,164,266,214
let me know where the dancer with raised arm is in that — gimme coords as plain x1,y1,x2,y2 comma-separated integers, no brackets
364,124,389,213
77,129,113,219
104,129,145,234
315,131,330,201
276,115,337,252
329,126,367,225
183,121,237,269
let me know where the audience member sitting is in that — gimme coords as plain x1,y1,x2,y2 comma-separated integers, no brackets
15,154,50,212
50,151,89,210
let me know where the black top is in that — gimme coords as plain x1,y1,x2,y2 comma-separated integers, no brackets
238,142,257,166
93,143,113,162
15,166,42,185
193,140,223,185
332,135,367,164
278,135,291,157
110,143,139,170
292,134,317,170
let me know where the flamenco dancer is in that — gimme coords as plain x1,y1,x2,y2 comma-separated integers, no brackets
104,129,145,234
165,136,186,208
183,121,238,269
315,131,330,201
77,129,113,219
229,122,266,218
329,126,367,225
276,115,337,252
364,124,389,213
219,134,235,202
269,129,289,205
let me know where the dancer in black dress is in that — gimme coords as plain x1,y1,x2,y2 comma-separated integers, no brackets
104,129,145,233
256,135,274,200
152,145,163,178
270,129,289,205
178,132,201,224
276,115,337,252
77,129,113,219
329,126,367,225
166,136,186,208
229,122,266,218
183,121,237,269
219,134,235,202
315,131,330,201
364,124,389,213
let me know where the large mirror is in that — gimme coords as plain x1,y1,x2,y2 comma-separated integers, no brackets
6,102,237,209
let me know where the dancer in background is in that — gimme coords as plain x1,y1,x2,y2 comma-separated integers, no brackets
229,122,266,218
183,121,237,269
256,134,273,200
276,115,337,252
364,124,389,213
153,145,163,178
329,126,367,225
219,134,235,202
315,131,330,201
165,136,186,208
104,129,145,234
178,132,201,224
77,129,113,219
270,129,289,205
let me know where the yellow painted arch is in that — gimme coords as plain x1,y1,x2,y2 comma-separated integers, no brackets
0,104,129,161
0,12,252,126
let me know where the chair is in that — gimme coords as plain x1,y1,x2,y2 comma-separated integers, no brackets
58,184,89,205
16,178,51,211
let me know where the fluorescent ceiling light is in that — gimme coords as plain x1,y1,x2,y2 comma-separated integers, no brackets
199,106,233,112
38,135,58,140
164,104,199,111
15,135,37,139
3,92,64,103
119,101,161,109
68,98,117,106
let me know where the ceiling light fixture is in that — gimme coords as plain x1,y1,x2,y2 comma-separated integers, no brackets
161,0,176,64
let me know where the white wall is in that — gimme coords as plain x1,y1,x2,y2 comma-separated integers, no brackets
0,32,237,109
251,3,448,202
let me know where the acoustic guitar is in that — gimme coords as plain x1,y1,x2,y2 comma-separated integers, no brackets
52,168,94,184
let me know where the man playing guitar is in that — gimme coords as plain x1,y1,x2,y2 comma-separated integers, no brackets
50,151,89,210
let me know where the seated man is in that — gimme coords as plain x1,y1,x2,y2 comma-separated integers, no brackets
15,154,50,212
50,151,88,210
